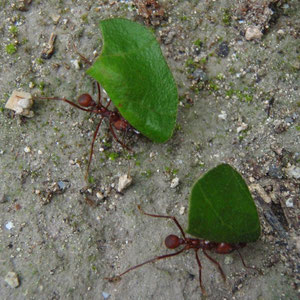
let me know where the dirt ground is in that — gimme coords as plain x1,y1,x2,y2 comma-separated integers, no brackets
0,1,299,299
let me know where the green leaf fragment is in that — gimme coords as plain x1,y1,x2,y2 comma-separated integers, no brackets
187,164,261,244
6,43,17,54
87,18,178,143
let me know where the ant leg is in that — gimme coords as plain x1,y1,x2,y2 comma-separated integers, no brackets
96,82,102,106
73,43,92,65
137,205,186,240
108,120,132,152
203,249,226,281
85,116,105,181
37,96,93,113
105,98,111,109
95,83,112,109
194,249,206,295
106,247,186,282
235,249,262,274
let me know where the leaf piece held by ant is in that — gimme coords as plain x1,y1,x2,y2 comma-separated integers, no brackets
5,90,34,117
87,18,178,143
187,164,261,244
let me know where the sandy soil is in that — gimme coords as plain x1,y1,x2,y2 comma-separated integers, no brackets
0,1,299,299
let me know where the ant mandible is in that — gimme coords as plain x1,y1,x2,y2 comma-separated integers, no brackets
38,49,134,181
107,205,259,295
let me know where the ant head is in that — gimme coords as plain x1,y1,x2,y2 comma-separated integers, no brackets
78,94,96,107
165,234,181,249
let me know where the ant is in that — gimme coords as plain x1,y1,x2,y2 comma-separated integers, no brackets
37,49,134,181
107,205,259,295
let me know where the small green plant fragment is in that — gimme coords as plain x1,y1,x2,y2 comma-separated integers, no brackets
6,43,17,54
107,152,119,161
88,176,95,184
225,88,253,102
141,169,152,178
87,18,178,143
193,39,203,47
187,164,261,244
9,25,18,36
222,9,231,25
38,81,46,91
81,13,88,23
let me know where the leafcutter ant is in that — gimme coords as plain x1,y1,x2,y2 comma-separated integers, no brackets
37,50,134,181
106,205,259,295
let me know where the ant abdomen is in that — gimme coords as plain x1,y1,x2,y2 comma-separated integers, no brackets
78,94,96,107
165,234,180,249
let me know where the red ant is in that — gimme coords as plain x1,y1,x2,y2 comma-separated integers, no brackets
107,205,259,295
37,50,134,181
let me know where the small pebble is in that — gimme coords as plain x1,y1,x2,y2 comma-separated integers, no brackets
277,29,284,35
224,255,233,265
268,165,284,179
149,152,155,158
5,272,20,288
245,26,263,40
164,30,176,45
285,166,300,179
285,198,293,208
51,14,61,24
96,191,104,200
170,177,179,188
117,174,133,192
5,90,34,117
237,123,248,133
179,206,185,215
71,59,81,70
284,116,294,124
249,184,272,204
218,111,227,120
57,181,66,190
102,291,110,299
249,176,255,183
1,194,9,203
5,221,14,230
217,41,229,58
191,69,207,82
274,120,287,133
24,146,31,153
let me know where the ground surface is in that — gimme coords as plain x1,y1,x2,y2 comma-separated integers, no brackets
0,1,299,300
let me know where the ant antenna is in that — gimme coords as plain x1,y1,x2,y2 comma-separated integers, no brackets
106,206,189,284
105,247,186,282
137,205,186,239
73,43,92,65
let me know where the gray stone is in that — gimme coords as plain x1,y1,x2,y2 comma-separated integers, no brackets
4,272,20,288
